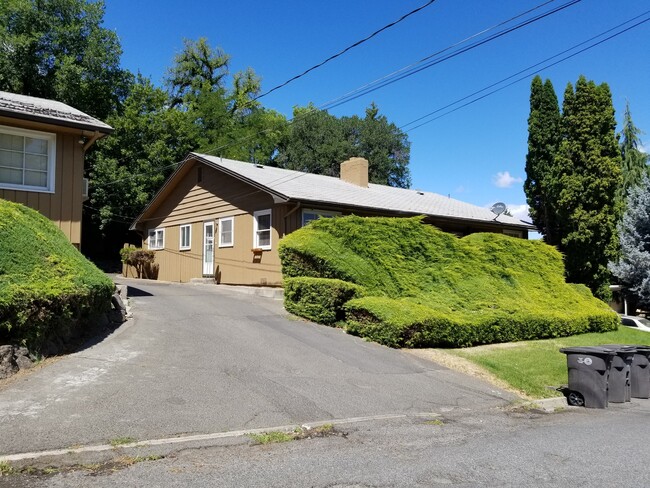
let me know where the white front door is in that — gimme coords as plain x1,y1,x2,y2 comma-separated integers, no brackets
203,221,214,276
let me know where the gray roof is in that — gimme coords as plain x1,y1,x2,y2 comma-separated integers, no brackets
192,153,534,229
0,91,113,133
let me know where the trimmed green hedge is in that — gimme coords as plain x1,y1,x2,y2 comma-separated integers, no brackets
284,277,364,324
0,200,114,351
344,297,616,348
279,215,618,348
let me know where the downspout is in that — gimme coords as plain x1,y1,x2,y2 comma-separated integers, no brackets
283,202,301,237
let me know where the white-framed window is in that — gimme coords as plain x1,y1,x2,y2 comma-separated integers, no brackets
253,209,272,250
0,124,56,192
301,208,341,227
179,224,191,250
503,230,523,238
219,216,234,248
148,228,165,250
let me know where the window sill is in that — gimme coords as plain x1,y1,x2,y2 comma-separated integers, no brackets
179,247,191,252
0,184,55,194
219,244,234,248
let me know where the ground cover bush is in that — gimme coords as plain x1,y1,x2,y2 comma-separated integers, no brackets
0,200,114,351
279,216,617,347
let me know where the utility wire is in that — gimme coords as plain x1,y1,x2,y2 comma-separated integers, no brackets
402,13,650,132
317,0,558,112
321,0,581,111
200,0,575,157
98,0,581,186
254,0,438,100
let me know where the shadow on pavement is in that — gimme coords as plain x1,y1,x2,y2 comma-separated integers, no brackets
126,286,153,297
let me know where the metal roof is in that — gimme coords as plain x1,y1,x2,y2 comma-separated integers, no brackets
193,153,534,229
0,91,113,133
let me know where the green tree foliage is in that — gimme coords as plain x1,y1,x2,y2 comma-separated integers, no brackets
165,37,287,164
0,0,130,119
609,174,650,309
619,102,648,198
552,76,623,299
524,76,561,244
89,76,197,232
276,103,411,188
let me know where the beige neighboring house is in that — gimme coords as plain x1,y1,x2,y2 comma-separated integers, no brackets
0,91,113,247
130,152,535,286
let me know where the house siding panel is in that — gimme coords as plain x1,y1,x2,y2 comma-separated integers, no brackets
143,166,284,285
0,126,85,245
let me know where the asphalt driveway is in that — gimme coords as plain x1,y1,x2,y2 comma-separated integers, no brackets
0,279,513,456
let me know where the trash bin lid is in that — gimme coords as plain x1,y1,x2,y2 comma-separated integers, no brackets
559,346,617,355
600,344,638,353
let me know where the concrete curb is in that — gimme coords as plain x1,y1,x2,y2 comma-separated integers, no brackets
0,413,433,463
520,396,569,412
190,280,284,299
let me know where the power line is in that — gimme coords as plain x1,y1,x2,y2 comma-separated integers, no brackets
401,12,650,132
200,0,575,157
254,0,438,100
317,0,558,112
321,0,582,111
97,0,583,186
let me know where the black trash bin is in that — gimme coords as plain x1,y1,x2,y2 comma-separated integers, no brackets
630,345,650,399
559,346,616,408
601,345,636,403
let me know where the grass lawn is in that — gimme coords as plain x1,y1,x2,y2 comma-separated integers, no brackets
446,326,650,399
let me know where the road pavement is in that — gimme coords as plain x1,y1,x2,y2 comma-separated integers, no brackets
0,278,512,456
4,399,650,487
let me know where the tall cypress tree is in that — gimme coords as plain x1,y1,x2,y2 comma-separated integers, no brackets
552,76,623,299
620,102,648,198
524,76,561,245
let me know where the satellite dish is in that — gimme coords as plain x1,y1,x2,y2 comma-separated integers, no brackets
490,202,507,216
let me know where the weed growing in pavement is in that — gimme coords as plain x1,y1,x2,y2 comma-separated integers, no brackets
425,419,444,426
109,436,137,447
0,461,15,476
248,424,342,445
248,431,294,445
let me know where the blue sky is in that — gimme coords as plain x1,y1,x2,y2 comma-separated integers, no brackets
103,0,649,223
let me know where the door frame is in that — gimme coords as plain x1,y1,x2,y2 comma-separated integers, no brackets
203,220,215,276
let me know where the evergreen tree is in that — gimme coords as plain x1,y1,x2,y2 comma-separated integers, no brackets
552,76,623,299
524,76,561,245
619,102,648,198
609,174,650,309
88,76,197,243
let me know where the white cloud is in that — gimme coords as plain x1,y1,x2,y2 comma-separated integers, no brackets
506,204,531,222
639,143,647,154
493,171,523,188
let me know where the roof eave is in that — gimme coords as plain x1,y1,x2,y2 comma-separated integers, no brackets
285,197,536,230
192,153,289,204
0,109,113,134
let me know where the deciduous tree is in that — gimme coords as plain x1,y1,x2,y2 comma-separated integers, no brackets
275,103,411,188
0,0,130,119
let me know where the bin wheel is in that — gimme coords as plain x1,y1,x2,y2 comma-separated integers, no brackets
567,391,585,407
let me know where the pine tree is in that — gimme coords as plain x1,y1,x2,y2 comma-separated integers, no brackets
620,102,648,198
552,76,623,299
524,76,561,245
609,174,650,309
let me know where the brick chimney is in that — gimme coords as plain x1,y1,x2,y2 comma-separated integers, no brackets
340,157,369,187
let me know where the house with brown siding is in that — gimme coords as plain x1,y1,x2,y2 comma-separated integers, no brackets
0,91,113,247
130,152,535,286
